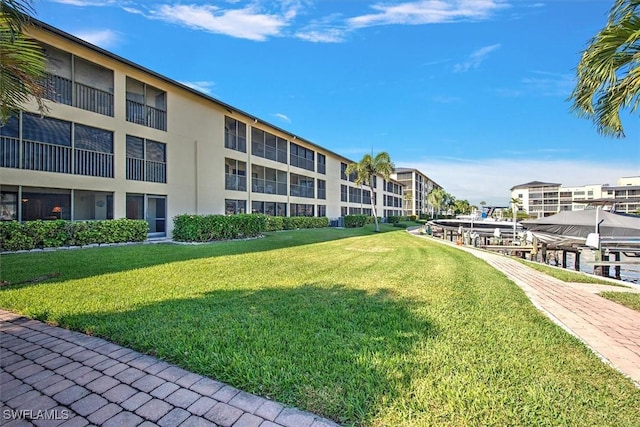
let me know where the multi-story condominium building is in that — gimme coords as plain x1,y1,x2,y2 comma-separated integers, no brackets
391,168,442,217
0,20,404,238
511,177,640,217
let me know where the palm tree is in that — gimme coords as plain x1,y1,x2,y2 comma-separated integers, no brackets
569,0,639,138
427,188,446,220
1,0,48,124
344,152,394,232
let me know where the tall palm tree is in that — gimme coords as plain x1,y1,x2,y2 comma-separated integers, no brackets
1,0,48,124
427,188,446,220
344,152,394,232
569,0,639,138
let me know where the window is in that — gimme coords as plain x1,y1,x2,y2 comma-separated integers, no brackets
126,77,167,131
0,191,18,221
225,117,247,153
74,190,114,220
127,193,166,237
363,190,371,205
349,207,361,215
341,206,347,217
341,163,348,180
317,180,326,200
252,128,287,163
290,143,314,171
252,165,287,195
225,199,246,215
41,44,114,116
349,187,362,204
252,201,286,216
126,136,167,183
341,185,348,202
21,188,71,221
290,173,314,198
291,204,314,217
225,158,247,191
317,153,326,174
318,205,326,217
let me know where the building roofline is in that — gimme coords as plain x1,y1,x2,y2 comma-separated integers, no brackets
510,181,562,190
28,18,358,165
393,167,442,189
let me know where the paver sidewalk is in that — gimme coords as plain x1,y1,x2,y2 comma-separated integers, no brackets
411,229,640,387
0,310,340,427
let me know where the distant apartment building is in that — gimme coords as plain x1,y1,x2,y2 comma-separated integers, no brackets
391,168,442,217
510,176,640,217
0,20,406,238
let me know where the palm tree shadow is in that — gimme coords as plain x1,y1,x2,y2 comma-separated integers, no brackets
57,283,437,425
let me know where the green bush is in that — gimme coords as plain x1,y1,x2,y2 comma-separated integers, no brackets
408,215,418,221
344,215,369,228
173,214,269,242
0,219,148,251
282,217,328,230
173,214,328,242
386,216,403,224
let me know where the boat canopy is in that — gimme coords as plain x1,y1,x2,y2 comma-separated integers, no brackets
521,209,640,246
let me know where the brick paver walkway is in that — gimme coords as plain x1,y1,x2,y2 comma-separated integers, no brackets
411,229,640,387
0,310,340,427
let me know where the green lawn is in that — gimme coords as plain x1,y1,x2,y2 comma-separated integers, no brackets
517,258,627,286
1,227,639,426
600,291,640,313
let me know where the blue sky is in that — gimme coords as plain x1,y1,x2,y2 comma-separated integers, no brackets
34,0,639,205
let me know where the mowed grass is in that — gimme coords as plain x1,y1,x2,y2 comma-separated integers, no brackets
601,291,640,313
518,258,627,286
1,227,639,426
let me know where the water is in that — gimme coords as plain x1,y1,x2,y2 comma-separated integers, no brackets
537,249,640,284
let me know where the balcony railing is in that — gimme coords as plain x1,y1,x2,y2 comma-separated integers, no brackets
44,73,113,116
252,178,287,195
76,82,114,116
126,157,166,183
126,100,167,131
1,136,20,168
22,140,72,173
1,136,115,177
225,174,247,192
74,148,113,178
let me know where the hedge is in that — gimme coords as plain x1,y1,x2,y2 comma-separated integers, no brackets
172,214,329,242
344,215,376,228
0,219,148,252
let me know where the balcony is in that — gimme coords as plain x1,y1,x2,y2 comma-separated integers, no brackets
1,136,113,178
126,157,166,183
225,174,247,192
44,73,113,116
126,100,167,131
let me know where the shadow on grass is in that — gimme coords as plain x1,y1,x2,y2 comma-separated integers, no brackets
54,283,437,426
0,225,405,289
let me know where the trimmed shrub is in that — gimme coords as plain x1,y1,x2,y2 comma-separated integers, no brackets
386,216,403,224
408,215,418,221
0,219,148,251
344,215,369,228
173,214,328,242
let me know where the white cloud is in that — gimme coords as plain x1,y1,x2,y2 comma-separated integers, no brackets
274,113,291,123
149,4,290,41
180,81,216,95
74,29,119,48
399,157,639,206
348,0,508,28
295,28,347,43
521,71,575,97
453,43,501,72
